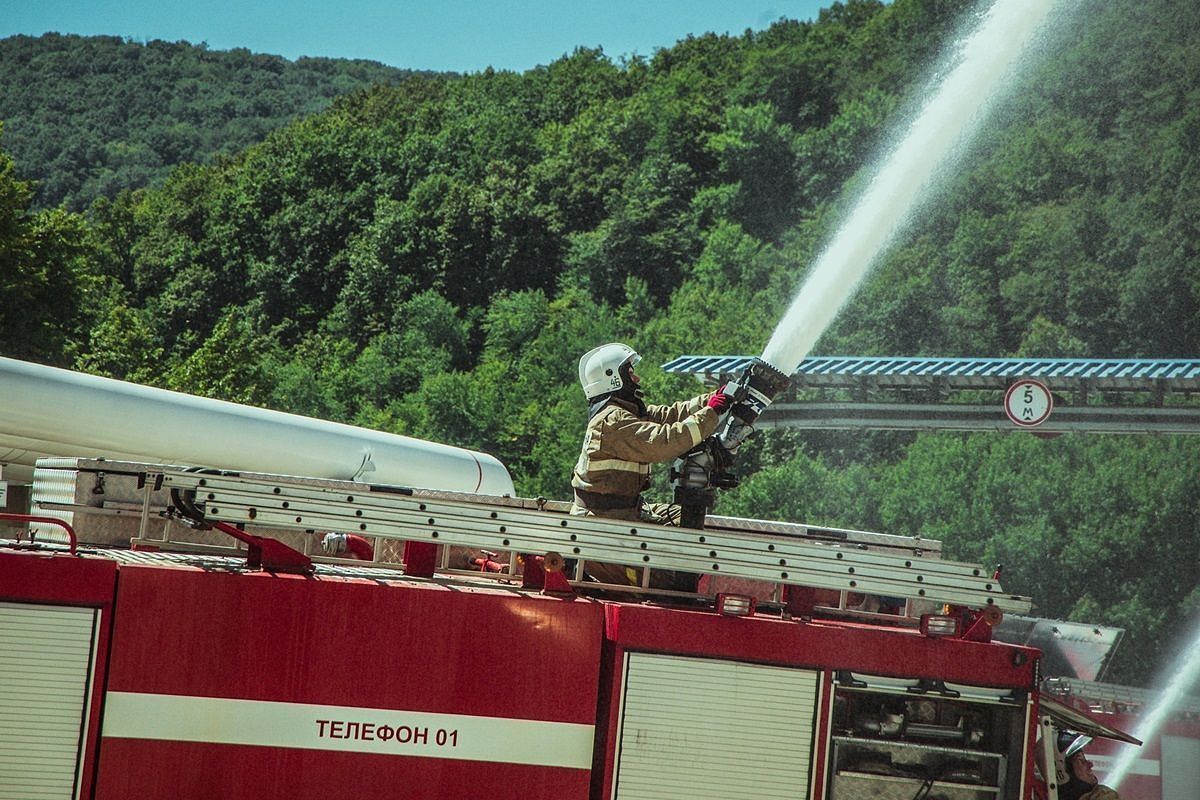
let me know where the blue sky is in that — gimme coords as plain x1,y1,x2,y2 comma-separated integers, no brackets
2,0,834,73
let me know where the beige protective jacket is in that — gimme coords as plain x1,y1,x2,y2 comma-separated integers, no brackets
570,394,719,520
1078,788,1120,800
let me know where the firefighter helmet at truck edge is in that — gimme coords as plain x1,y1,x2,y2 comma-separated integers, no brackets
578,343,641,401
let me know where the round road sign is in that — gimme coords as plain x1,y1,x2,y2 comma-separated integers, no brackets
1004,379,1053,427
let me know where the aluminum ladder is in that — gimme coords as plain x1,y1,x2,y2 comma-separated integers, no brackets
149,464,1031,614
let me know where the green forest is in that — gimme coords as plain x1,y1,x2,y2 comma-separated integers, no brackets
0,33,414,209
1,0,1197,686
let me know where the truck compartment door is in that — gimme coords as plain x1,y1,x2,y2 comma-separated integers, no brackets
0,601,100,800
612,652,820,799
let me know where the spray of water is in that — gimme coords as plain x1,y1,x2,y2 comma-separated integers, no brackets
761,0,1063,373
1105,613,1200,789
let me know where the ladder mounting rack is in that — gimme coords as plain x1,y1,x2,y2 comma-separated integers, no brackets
151,464,1030,614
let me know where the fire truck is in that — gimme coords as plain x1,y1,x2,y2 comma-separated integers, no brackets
0,357,1142,800
1040,678,1200,800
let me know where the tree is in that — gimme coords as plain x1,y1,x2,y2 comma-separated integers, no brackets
873,433,1200,684
349,290,471,417
74,302,165,383
705,104,800,240
563,154,702,305
165,304,274,405
0,33,415,209
0,129,93,364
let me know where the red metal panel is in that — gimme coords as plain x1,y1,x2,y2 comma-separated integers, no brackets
96,565,604,800
96,741,590,800
810,674,834,799
1162,713,1200,741
605,603,1039,688
0,550,117,800
1084,707,1200,800
1049,697,1200,799
0,550,116,605
594,639,624,800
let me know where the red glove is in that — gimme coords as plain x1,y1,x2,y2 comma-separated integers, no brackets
706,386,732,413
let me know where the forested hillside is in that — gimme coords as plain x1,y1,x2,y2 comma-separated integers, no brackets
1,0,1196,684
0,33,416,209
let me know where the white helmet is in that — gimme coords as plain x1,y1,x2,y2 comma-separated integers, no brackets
1054,730,1093,783
1036,729,1093,788
579,343,641,401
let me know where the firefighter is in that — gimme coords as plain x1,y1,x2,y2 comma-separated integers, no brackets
570,343,731,589
1047,731,1122,800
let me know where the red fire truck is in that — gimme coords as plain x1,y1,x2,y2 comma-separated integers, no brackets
1039,678,1200,800
0,356,1157,799
1,454,1140,800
